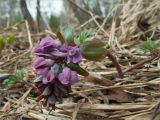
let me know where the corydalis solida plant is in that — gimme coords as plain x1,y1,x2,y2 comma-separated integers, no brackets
33,27,110,109
33,37,82,109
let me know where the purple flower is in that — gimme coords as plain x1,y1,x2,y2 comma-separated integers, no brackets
51,63,62,77
33,57,54,75
34,37,61,53
60,45,82,63
67,46,82,63
32,36,82,109
58,67,77,85
50,50,67,57
36,67,50,76
42,70,55,84
46,94,56,109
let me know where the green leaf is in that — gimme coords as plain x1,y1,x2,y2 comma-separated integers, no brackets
15,70,23,79
67,63,89,76
2,70,23,88
7,34,16,44
74,29,94,45
80,40,108,61
61,26,75,45
140,38,158,53
3,77,18,87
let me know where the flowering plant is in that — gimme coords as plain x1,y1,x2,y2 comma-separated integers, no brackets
32,27,108,109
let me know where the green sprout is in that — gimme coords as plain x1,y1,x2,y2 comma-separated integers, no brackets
74,29,94,45
3,70,23,88
140,38,159,54
7,34,16,44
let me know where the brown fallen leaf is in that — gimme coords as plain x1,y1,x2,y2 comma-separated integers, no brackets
85,74,133,102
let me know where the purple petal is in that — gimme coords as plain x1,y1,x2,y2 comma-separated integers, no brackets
40,37,61,48
58,72,69,85
34,37,62,53
42,70,55,84
58,67,77,85
33,57,54,69
70,71,78,85
41,85,52,96
36,67,49,75
50,50,67,57
67,46,82,63
60,44,70,51
33,57,45,68
72,51,82,63
46,94,56,109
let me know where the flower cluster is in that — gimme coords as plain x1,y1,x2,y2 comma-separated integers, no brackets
33,36,82,109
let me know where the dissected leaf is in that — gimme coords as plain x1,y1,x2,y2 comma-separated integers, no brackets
80,40,108,61
74,29,94,45
140,38,158,54
61,26,75,45
2,70,23,87
3,77,18,87
7,34,16,44
15,70,23,79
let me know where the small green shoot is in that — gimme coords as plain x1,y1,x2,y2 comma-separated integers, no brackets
3,70,23,88
7,34,16,44
74,29,94,45
140,38,158,54
61,25,74,45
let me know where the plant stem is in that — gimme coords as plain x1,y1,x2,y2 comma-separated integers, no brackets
106,51,124,78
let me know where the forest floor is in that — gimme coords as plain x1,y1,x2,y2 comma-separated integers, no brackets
0,0,160,120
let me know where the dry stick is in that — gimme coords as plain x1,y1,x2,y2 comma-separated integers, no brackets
106,51,124,78
57,103,153,111
109,109,152,119
76,15,99,30
69,82,149,95
72,101,81,120
123,55,157,74
89,12,109,37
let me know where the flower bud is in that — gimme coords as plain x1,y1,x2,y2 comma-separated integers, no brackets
80,40,107,61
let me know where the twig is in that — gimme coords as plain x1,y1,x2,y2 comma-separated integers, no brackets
89,12,109,37
25,20,33,51
123,55,157,74
57,103,154,111
76,15,99,30
72,101,81,120
16,87,32,107
106,51,124,78
69,82,155,95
